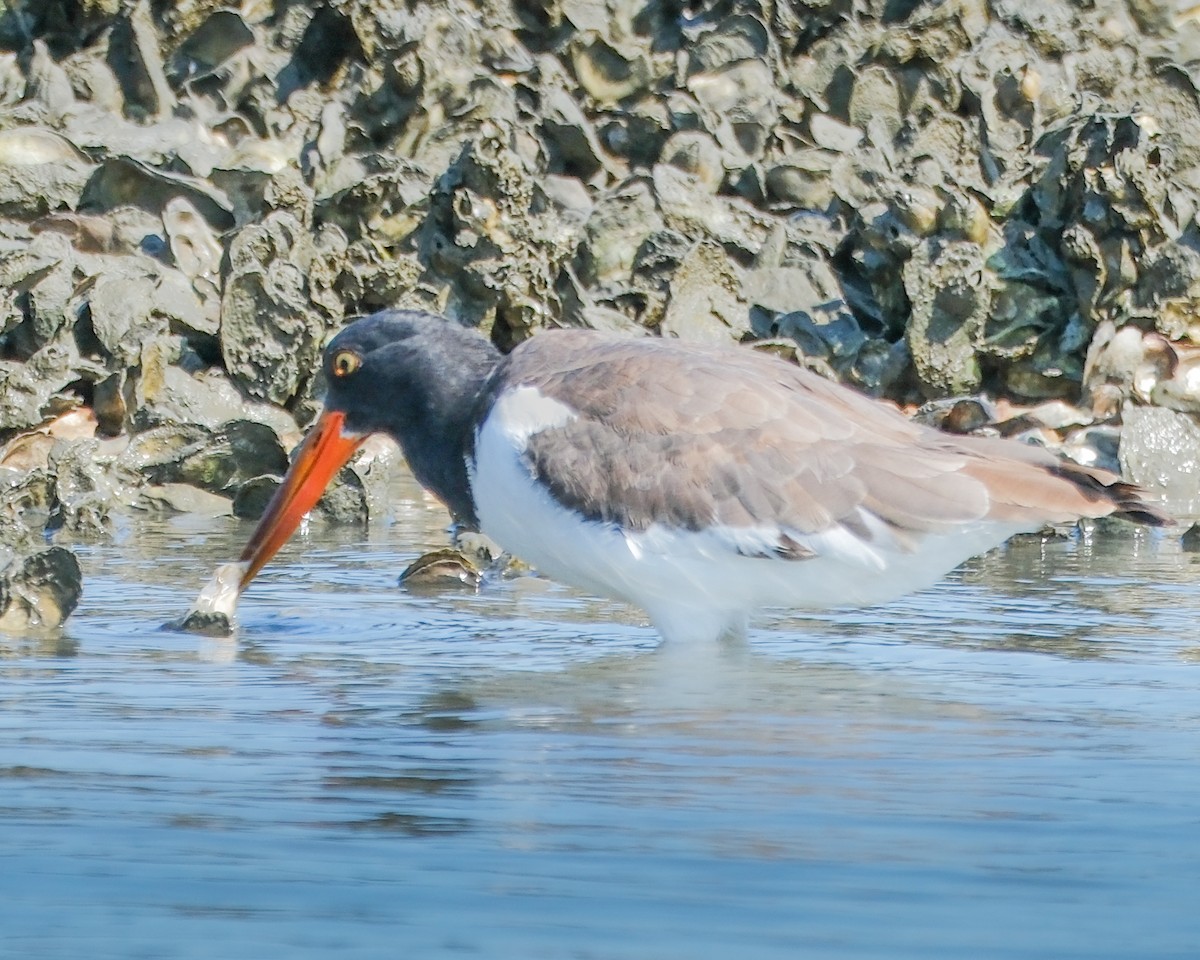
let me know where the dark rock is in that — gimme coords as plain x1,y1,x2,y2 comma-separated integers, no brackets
232,475,281,520
0,546,82,632
315,465,368,525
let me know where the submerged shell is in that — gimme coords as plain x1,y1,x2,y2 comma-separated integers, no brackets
166,560,246,637
399,549,483,591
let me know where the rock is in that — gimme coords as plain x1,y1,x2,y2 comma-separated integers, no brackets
1182,522,1200,552
81,156,234,231
109,0,177,119
1061,424,1123,474
0,409,97,472
231,475,281,520
130,343,299,435
314,465,369,525
752,301,867,374
904,240,990,397
0,547,82,632
1119,404,1200,510
135,483,232,516
1083,322,1176,414
0,469,56,544
220,211,336,405
912,397,996,435
171,421,288,495
86,262,208,365
161,196,223,317
46,438,121,536
659,241,747,344
168,9,256,84
418,124,579,338
765,151,837,209
569,31,653,106
0,128,94,216
578,179,663,286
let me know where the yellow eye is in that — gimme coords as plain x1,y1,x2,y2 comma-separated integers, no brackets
331,350,361,378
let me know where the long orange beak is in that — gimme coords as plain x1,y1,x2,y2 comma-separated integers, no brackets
238,409,365,592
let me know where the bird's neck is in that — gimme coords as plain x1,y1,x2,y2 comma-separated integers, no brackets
398,342,498,529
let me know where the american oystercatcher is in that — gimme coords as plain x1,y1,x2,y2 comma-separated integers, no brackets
237,309,1169,644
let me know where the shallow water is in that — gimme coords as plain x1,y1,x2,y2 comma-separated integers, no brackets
4,482,1200,960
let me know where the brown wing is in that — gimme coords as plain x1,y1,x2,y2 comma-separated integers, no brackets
493,332,1167,554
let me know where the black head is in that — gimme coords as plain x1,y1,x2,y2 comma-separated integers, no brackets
318,310,501,524
237,310,501,591
322,310,500,439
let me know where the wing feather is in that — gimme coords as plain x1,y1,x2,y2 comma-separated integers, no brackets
487,332,1168,559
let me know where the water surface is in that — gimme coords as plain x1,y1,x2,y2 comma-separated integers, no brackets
3,487,1200,959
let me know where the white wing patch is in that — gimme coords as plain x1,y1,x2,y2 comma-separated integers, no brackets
484,385,576,443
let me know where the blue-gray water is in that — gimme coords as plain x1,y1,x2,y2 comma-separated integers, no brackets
3,487,1200,959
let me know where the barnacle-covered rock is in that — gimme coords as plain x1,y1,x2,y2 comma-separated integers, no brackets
315,153,430,242
137,420,289,497
0,229,79,354
848,64,903,143
0,546,82,633
1119,403,1200,510
220,211,339,404
577,178,663,287
85,260,212,364
904,240,991,396
660,241,747,344
46,438,120,536
420,123,579,339
131,338,300,436
0,128,95,217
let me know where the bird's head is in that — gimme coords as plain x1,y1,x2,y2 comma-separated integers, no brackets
236,310,499,592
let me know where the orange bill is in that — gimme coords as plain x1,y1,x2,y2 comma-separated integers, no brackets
238,409,365,591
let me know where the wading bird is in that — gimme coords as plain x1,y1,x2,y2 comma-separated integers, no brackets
236,310,1169,644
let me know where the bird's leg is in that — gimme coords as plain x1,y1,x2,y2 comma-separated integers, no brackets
646,607,749,648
